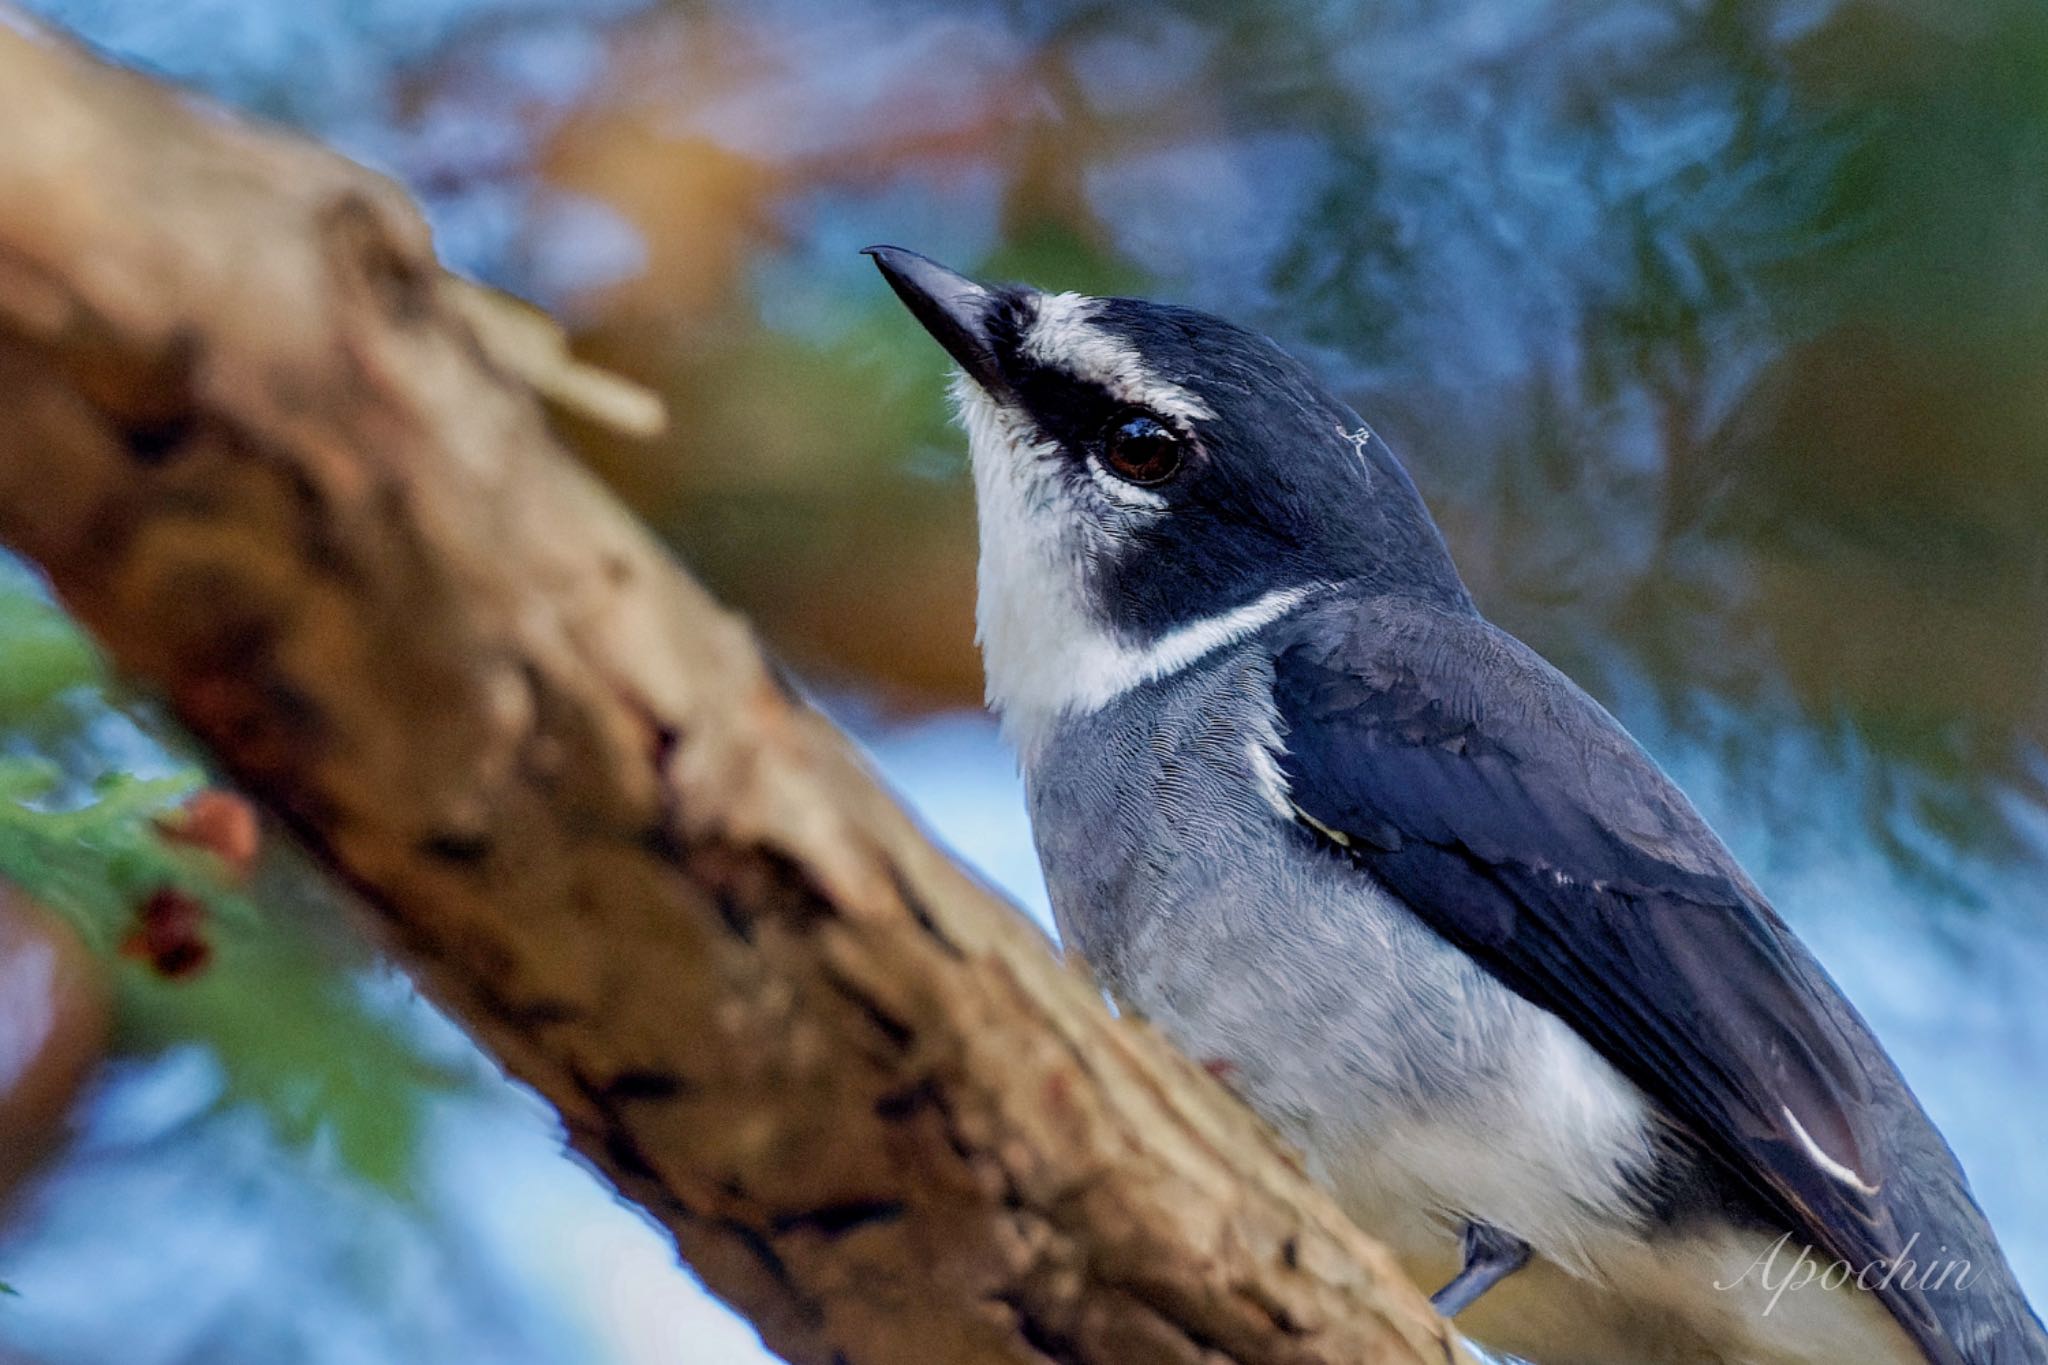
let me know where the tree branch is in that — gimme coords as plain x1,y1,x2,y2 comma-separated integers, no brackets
0,11,1462,1363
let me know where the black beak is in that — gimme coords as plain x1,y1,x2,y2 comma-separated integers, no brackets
863,245,1008,396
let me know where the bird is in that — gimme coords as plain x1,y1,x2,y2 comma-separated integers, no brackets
863,245,2047,1365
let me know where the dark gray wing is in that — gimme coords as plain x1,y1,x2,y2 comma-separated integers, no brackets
1268,595,2039,1365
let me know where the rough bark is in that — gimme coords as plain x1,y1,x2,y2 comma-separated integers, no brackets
0,11,1464,1364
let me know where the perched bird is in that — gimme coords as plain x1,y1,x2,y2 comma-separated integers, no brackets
866,244,2047,1365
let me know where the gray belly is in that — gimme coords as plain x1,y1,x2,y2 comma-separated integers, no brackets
1022,649,1660,1264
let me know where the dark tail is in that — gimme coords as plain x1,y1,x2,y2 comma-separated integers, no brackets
1864,1059,2048,1364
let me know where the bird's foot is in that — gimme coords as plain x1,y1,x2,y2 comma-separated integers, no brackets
1429,1221,1531,1319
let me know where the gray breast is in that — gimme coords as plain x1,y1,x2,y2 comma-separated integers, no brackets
1021,644,1665,1261
1024,646,1517,1117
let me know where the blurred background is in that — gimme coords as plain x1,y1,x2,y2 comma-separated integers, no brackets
1,0,2045,1360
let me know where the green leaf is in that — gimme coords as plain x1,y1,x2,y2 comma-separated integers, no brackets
0,591,103,722
0,560,465,1193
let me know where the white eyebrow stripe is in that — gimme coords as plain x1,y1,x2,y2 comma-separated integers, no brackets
1023,292,1217,423
1782,1106,1883,1197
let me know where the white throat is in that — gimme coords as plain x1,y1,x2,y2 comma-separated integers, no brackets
952,372,1313,759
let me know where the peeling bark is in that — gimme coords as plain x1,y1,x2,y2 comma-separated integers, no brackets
0,11,1465,1364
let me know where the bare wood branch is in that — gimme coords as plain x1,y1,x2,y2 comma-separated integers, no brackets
0,12,1463,1364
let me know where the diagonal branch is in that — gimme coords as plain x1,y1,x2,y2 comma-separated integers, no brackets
0,11,1462,1363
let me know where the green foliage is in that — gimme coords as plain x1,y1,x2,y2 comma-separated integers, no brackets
118,925,460,1196
0,562,460,1195
0,760,241,952
0,592,99,721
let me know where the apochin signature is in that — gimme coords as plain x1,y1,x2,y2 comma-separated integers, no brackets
1716,1232,1977,1316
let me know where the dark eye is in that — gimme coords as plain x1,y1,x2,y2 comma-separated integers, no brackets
1102,413,1185,486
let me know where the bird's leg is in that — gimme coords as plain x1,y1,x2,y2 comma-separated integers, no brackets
1429,1221,1532,1318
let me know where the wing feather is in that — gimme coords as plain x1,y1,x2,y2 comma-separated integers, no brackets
1268,596,1957,1361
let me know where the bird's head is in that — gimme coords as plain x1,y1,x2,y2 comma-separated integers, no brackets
866,245,1465,747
